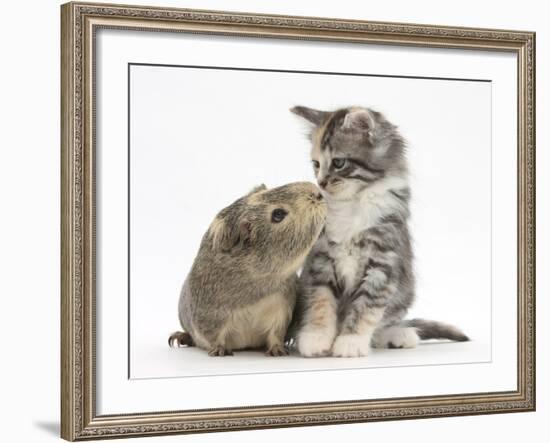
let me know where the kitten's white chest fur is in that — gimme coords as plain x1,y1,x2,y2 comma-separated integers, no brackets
325,176,407,244
324,176,408,291
332,244,362,293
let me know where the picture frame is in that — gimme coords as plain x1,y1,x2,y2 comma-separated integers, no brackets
61,1,536,440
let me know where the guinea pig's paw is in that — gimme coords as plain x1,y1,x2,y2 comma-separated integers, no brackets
207,346,234,357
331,334,370,358
297,331,334,357
168,331,194,348
265,343,289,357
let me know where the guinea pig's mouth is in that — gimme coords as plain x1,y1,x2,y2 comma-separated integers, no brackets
309,196,328,222
310,199,327,216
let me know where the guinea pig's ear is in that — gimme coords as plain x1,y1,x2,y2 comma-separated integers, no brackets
208,217,229,252
209,217,256,252
247,184,267,196
234,219,256,249
290,106,328,126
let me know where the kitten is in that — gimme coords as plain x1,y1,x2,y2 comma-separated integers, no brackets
291,105,468,357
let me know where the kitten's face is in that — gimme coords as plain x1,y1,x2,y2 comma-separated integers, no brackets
292,106,405,201
310,145,368,200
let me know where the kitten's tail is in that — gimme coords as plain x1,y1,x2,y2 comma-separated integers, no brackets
404,318,469,342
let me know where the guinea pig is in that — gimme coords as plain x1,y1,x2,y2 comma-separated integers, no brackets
168,182,326,356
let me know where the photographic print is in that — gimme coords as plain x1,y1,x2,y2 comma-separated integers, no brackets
61,2,534,440
129,63,491,378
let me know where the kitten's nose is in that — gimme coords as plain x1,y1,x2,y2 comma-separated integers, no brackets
319,179,328,189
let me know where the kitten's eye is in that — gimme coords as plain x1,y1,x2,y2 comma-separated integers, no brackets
312,160,320,169
271,208,288,223
332,158,346,169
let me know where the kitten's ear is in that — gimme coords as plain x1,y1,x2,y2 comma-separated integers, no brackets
209,217,255,252
290,106,328,126
342,109,375,132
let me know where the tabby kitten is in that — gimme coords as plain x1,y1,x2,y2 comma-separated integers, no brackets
291,106,468,358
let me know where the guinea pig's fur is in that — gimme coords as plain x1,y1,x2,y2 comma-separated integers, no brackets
169,182,327,356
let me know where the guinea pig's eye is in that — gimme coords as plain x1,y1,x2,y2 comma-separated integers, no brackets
271,208,288,223
312,160,320,169
332,158,346,169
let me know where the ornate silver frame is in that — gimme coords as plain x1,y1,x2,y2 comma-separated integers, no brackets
61,2,535,440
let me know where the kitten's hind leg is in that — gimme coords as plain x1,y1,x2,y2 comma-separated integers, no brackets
371,325,419,349
372,319,469,348
168,331,194,348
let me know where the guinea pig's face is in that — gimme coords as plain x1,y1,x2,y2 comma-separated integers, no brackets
208,182,326,271
246,182,327,263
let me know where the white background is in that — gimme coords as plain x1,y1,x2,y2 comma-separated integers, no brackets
0,0,547,442
129,64,493,378
98,18,516,415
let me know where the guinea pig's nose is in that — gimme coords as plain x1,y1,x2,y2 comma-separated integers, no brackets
311,191,323,201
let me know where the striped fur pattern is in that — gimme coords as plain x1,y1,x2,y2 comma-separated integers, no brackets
290,106,468,357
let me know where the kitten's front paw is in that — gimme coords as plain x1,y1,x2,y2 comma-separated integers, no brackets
297,331,334,357
331,334,370,358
